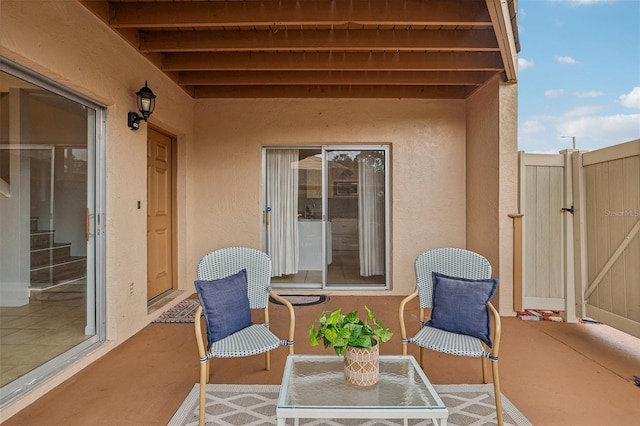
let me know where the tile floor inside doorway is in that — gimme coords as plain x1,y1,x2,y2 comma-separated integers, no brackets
271,253,385,285
0,283,89,387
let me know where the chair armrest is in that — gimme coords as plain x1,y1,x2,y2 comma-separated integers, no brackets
487,302,501,357
398,289,419,341
194,305,207,358
268,290,296,354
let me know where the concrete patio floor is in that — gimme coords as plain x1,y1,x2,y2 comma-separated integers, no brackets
2,295,639,425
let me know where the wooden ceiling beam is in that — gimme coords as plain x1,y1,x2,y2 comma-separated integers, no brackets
192,85,471,99
110,0,492,29
163,52,503,72
79,0,514,100
140,29,498,53
178,70,493,86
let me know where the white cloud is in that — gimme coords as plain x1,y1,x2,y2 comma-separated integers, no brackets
555,55,579,65
573,91,605,98
545,89,565,98
518,115,558,152
518,58,534,71
519,105,639,153
557,114,640,150
521,119,546,135
566,0,616,5
620,87,640,109
562,104,608,118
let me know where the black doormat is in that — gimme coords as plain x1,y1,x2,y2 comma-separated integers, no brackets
269,294,327,306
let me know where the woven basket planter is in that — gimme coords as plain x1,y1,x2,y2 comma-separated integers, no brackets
343,342,380,386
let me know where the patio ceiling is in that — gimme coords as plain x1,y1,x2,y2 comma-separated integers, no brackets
80,0,520,99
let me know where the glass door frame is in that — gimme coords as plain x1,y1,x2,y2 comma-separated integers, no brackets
262,145,390,291
0,57,107,407
323,145,390,290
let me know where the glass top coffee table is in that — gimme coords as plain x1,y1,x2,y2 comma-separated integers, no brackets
276,355,448,425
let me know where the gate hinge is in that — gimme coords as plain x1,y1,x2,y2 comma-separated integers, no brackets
561,205,574,214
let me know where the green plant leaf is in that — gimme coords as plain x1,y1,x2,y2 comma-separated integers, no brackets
324,327,338,344
365,305,375,320
308,324,319,346
350,334,372,348
344,310,359,324
326,309,343,325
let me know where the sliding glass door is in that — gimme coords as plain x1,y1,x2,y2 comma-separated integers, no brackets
0,62,104,403
264,146,388,289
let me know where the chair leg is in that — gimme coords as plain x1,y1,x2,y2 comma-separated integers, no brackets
265,350,271,371
481,356,488,383
199,360,209,426
492,361,504,426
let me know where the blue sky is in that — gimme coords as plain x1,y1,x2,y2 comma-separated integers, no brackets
517,0,640,153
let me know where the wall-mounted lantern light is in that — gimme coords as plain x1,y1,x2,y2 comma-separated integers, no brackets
127,81,156,130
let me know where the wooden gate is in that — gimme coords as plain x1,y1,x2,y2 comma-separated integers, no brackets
573,140,640,338
519,152,575,314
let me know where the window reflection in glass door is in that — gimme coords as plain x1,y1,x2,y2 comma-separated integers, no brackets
326,149,386,287
0,71,95,389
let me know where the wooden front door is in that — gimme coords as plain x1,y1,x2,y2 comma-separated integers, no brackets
147,128,174,301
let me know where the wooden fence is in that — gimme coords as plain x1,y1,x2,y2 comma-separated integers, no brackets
575,139,639,337
514,139,639,338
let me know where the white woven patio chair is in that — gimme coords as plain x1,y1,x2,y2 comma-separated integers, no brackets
399,247,503,426
194,247,295,426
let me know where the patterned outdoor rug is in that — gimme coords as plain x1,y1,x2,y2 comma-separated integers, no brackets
169,383,532,426
152,299,200,323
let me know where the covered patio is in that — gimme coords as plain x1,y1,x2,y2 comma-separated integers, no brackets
3,1,610,422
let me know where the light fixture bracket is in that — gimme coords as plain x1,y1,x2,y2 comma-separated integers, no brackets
128,81,156,131
128,112,143,130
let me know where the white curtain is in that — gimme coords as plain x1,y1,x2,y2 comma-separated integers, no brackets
358,153,385,276
266,150,299,277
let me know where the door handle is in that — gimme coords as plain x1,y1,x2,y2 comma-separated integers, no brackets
85,208,90,241
561,205,574,214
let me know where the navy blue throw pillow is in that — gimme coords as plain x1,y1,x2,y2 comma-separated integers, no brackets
194,269,252,348
426,272,498,348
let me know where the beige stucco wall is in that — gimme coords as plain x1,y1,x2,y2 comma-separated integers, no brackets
190,98,468,296
466,75,518,314
497,81,518,316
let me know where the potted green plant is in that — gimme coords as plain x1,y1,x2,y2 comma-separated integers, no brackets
308,306,393,386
